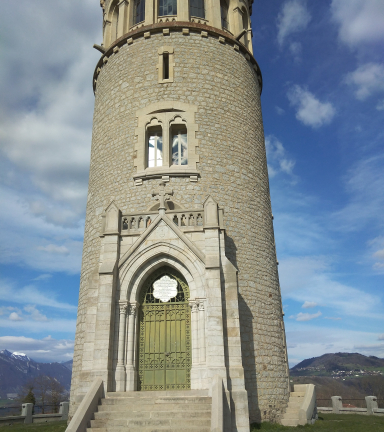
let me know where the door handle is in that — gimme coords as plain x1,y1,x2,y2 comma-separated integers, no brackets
165,352,170,356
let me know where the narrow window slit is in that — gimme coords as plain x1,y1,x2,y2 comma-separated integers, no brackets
163,53,169,80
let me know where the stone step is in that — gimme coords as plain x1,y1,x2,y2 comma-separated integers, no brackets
284,407,300,413
94,404,211,418
288,398,303,404
282,411,300,420
291,392,305,397
106,390,208,398
93,410,211,421
87,428,210,432
100,396,211,406
287,402,302,409
91,418,211,428
281,418,299,427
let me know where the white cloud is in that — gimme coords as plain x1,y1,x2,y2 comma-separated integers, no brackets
377,100,384,110
0,186,84,273
32,274,52,281
37,244,70,255
24,305,48,322
0,335,74,362
373,249,384,260
0,316,77,335
280,256,382,319
331,0,384,47
289,41,302,60
0,1,100,273
265,135,296,179
345,63,384,100
302,301,317,309
286,325,384,365
0,279,77,311
275,106,285,115
378,334,384,341
287,85,336,128
332,155,384,232
290,311,322,321
9,312,23,321
373,248,384,270
277,0,311,46
354,343,384,355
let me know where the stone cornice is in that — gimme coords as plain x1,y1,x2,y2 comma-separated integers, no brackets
92,21,262,94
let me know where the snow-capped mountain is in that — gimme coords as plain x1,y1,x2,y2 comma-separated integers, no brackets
0,349,71,398
11,352,31,362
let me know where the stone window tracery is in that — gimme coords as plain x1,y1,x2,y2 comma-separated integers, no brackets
134,101,199,184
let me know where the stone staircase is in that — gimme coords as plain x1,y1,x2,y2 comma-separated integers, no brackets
280,389,306,426
86,390,212,432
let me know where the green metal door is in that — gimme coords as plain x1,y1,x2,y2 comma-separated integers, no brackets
138,267,191,391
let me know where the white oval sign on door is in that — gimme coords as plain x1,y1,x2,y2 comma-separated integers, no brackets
153,275,178,302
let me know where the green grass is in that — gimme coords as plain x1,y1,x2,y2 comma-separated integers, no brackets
0,421,67,432
251,414,384,432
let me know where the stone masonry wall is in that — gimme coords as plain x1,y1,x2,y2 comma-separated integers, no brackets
70,29,289,423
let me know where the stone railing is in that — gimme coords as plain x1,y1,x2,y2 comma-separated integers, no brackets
317,396,384,416
66,378,104,432
121,209,205,234
0,402,69,426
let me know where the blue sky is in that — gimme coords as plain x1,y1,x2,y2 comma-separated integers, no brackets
0,0,383,366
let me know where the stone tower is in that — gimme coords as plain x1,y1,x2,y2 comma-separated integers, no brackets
69,0,290,429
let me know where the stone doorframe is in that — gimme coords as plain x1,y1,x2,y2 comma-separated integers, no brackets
116,247,209,392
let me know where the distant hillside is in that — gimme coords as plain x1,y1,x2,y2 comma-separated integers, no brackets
62,359,73,372
291,352,384,376
290,352,384,403
0,349,72,398
292,375,384,404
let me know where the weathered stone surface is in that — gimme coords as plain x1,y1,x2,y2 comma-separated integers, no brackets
70,25,289,427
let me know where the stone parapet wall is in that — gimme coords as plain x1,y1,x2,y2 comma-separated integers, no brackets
70,29,289,423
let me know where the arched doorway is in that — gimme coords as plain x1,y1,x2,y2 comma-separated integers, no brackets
138,267,191,391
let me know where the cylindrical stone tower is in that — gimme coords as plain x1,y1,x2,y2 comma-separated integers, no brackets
69,0,290,428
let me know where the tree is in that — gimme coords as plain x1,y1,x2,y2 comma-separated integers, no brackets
34,375,51,414
17,380,36,414
23,388,36,405
48,377,65,413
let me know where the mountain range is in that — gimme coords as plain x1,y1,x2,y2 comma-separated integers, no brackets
1,350,383,401
291,352,384,376
0,349,72,399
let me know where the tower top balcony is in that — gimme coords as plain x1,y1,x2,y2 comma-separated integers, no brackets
100,0,253,53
